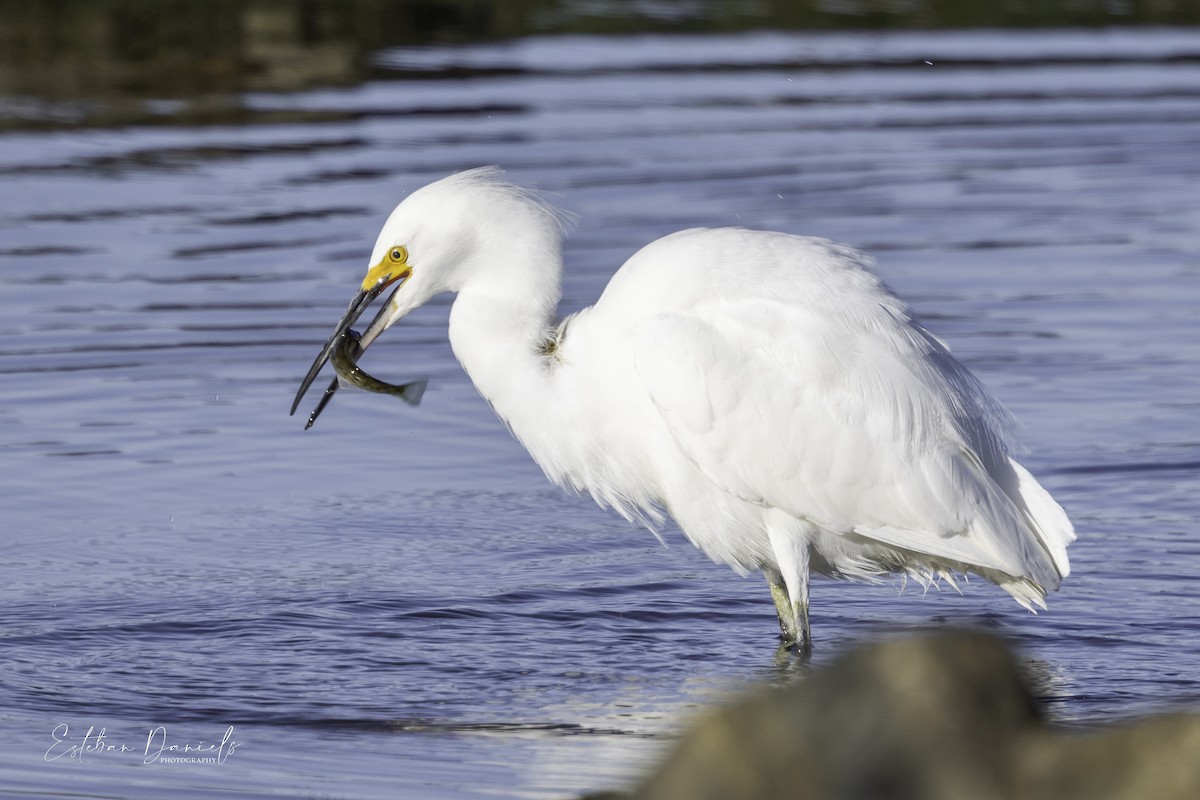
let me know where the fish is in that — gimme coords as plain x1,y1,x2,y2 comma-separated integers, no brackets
303,329,427,430
332,329,428,402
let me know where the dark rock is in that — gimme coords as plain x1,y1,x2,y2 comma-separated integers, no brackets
596,631,1200,800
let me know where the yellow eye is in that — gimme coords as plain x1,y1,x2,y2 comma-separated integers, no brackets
389,246,408,264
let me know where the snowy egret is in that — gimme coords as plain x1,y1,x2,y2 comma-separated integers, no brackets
292,167,1075,650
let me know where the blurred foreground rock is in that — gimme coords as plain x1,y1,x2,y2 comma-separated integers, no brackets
586,631,1200,800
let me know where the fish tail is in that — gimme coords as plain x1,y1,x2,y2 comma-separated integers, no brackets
400,380,429,406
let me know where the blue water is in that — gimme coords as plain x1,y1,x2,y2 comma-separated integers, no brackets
2,28,1199,799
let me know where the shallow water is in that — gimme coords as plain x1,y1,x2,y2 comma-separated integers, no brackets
2,26,1199,799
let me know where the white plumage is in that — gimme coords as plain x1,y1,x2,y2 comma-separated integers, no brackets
295,167,1076,650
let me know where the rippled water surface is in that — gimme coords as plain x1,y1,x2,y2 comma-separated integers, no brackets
2,27,1199,799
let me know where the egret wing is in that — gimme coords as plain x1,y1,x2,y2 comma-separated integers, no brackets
631,299,1063,588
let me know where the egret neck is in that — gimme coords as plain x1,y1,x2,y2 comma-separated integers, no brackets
446,231,571,471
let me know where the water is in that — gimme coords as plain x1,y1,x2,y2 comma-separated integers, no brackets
2,25,1200,799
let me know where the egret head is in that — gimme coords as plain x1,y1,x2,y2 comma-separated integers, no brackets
291,167,569,426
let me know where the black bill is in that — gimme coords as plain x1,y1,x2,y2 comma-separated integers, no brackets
290,280,400,427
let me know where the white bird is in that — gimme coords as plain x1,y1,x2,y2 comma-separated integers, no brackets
292,167,1076,651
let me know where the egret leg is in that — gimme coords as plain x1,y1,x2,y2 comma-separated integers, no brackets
765,514,813,653
767,572,798,639
766,570,811,653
